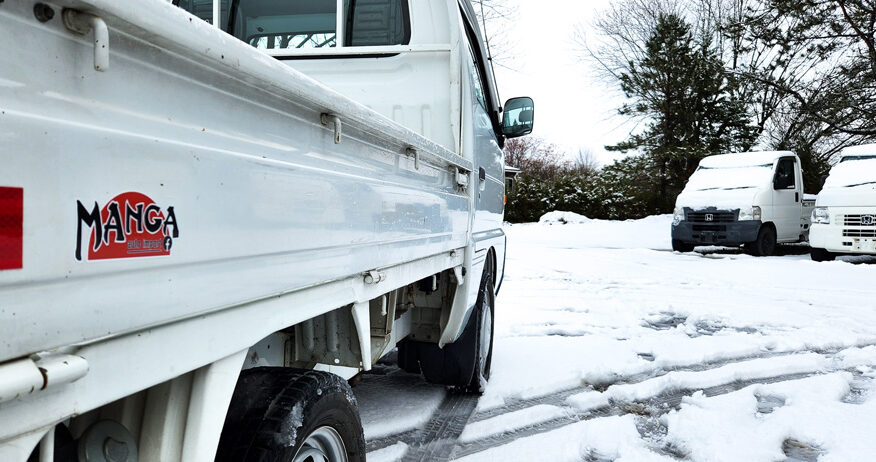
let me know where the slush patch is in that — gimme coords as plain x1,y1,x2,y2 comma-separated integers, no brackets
0,187,23,271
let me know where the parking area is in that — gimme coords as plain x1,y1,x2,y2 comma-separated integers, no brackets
355,216,876,462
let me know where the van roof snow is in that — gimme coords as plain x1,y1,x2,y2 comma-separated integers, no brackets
699,151,794,169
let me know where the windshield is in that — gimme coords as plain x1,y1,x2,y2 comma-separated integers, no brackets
824,157,876,188
685,163,774,191
840,154,876,163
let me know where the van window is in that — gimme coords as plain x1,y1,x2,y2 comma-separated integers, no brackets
178,0,410,50
774,158,796,189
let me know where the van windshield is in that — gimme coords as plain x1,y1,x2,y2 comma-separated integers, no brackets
840,155,876,163
686,163,774,191
824,157,876,188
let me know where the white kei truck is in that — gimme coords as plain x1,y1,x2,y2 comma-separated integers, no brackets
671,151,815,256
0,0,535,460
810,144,876,261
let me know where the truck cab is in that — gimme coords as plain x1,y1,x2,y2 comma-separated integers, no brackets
672,151,814,256
810,144,876,261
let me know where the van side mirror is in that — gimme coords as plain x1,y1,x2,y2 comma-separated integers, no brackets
502,97,534,139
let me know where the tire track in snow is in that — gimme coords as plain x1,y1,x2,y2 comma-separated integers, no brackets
365,344,876,458
471,343,873,424
399,391,479,462
450,371,819,459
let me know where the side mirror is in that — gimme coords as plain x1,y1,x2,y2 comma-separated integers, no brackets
502,97,534,139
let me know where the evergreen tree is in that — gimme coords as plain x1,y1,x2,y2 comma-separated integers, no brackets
608,13,757,213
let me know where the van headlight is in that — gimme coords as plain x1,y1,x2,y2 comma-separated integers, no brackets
738,206,761,221
812,207,830,224
673,207,684,225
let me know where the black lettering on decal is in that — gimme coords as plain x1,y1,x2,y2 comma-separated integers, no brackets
125,202,144,234
76,201,102,261
144,204,162,234
103,202,125,244
163,206,179,238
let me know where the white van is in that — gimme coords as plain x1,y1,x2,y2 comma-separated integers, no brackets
672,151,814,256
810,144,876,261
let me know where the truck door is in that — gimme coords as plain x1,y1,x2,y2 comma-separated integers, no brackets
461,19,503,235
772,157,800,240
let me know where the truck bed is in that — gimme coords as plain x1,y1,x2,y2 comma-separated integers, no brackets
0,0,472,363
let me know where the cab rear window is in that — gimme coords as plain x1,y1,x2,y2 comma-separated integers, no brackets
177,0,411,50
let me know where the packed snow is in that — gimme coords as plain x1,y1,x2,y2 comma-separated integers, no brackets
355,213,876,461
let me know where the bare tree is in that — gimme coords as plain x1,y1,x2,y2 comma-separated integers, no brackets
582,0,876,189
504,137,569,181
572,148,600,174
575,0,686,83
473,0,518,68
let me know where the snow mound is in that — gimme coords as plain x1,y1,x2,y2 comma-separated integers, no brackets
509,214,673,250
539,211,591,224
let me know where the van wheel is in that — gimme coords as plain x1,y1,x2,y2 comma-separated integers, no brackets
746,226,776,257
810,248,836,262
672,240,695,252
401,273,495,394
216,368,365,462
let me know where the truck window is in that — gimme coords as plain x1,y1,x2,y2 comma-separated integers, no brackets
177,0,410,50
467,43,487,111
774,158,796,189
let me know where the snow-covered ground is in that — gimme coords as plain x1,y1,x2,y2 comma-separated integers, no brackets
354,214,876,461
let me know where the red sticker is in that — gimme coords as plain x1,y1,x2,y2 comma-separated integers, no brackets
76,192,179,261
0,187,23,271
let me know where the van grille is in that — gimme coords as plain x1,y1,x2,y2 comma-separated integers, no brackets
687,211,736,223
843,229,876,238
843,214,876,226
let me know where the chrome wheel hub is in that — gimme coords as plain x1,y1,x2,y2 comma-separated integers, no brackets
292,426,348,462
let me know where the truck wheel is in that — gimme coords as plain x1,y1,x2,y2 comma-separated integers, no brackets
468,273,495,394
217,368,365,462
402,273,495,394
810,248,836,262
671,240,695,252
745,226,776,257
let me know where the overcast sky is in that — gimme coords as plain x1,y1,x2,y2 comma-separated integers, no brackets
487,0,635,166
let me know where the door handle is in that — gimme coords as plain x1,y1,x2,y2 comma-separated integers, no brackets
479,167,486,182
795,192,799,203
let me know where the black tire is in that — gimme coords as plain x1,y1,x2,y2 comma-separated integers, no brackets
745,225,777,257
401,273,495,394
216,368,365,462
672,239,695,252
810,248,836,262
468,273,495,394
396,340,421,374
